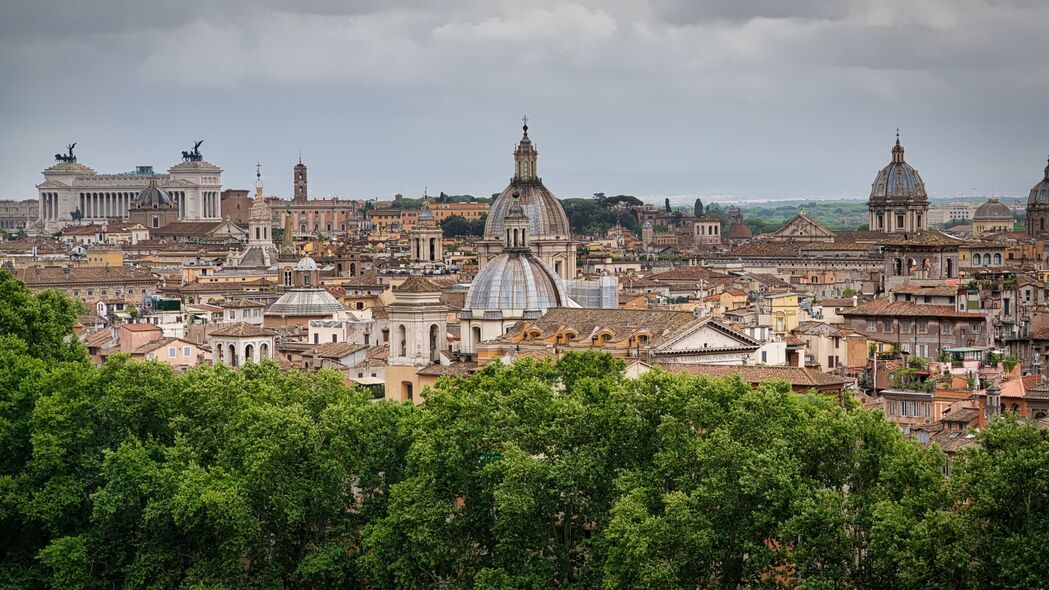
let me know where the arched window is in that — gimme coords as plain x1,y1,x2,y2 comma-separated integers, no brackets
993,253,1002,265
429,324,439,359
245,343,254,363
260,342,269,359
398,324,407,357
228,343,237,367
946,258,953,278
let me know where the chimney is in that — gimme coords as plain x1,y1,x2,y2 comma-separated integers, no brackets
852,295,858,307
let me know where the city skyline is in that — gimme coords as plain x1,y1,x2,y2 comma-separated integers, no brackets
3,1,1049,200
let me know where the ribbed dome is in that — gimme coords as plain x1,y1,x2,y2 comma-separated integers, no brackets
485,181,571,240
484,122,571,241
973,198,1012,221
465,251,566,313
294,255,319,271
869,138,928,202
134,180,173,207
266,289,345,316
1028,157,1049,206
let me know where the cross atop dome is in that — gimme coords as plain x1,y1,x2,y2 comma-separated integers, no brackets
892,129,905,164
514,118,538,181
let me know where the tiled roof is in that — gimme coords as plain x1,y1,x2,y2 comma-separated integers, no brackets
222,299,266,308
881,231,973,248
305,342,367,359
653,363,848,387
841,299,987,320
417,362,479,377
394,275,440,293
122,323,162,332
509,307,698,346
892,284,959,296
648,266,728,282
928,429,979,453
942,407,979,423
210,322,277,337
18,266,158,286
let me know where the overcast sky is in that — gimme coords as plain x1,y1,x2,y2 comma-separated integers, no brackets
2,0,1048,204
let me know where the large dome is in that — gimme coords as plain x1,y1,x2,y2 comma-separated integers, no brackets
485,183,571,240
465,251,566,314
1028,158,1049,206
974,198,1012,222
483,123,571,241
869,138,928,202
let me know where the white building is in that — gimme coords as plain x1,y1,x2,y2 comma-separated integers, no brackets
36,144,222,232
927,202,975,226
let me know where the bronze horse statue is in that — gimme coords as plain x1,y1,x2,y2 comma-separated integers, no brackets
181,140,204,161
54,143,76,163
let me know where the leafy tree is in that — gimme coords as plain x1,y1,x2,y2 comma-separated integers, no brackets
0,270,84,362
441,214,487,238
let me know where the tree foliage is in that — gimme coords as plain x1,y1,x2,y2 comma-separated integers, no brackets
440,214,487,238
3,278,1049,588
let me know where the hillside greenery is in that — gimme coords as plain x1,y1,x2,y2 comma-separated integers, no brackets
2,271,1049,589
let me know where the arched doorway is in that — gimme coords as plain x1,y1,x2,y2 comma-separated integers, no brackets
245,343,255,363
228,343,237,367
259,342,269,360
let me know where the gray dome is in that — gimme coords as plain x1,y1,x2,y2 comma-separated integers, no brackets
134,181,173,207
485,181,571,241
869,138,928,202
266,289,345,316
465,251,566,313
1028,158,1049,206
974,198,1012,221
294,255,319,271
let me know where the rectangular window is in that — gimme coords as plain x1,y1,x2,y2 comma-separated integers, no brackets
917,320,928,334
867,319,877,332
183,346,191,357
168,347,177,358
972,323,982,334
942,321,954,335
900,320,911,333
883,320,894,333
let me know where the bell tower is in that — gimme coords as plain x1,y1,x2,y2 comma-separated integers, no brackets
293,156,308,202
513,116,538,182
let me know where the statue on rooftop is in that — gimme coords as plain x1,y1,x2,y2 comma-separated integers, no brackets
54,142,77,163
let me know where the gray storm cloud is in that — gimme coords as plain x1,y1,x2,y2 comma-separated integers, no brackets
1,0,1047,201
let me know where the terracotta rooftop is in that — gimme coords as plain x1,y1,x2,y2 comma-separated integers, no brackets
394,275,441,293
305,341,368,359
841,299,987,320
653,363,848,388
210,322,277,337
417,362,480,377
121,323,162,332
892,284,960,297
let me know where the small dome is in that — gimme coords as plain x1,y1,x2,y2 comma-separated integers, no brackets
974,198,1012,221
418,205,435,222
134,180,173,207
726,222,753,239
465,251,566,313
869,138,928,202
1028,157,1049,207
294,255,319,271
